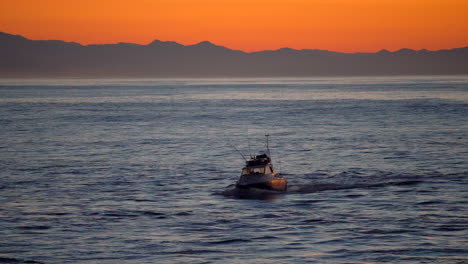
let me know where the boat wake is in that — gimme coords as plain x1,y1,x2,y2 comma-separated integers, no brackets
286,180,422,194
217,180,420,200
216,170,460,200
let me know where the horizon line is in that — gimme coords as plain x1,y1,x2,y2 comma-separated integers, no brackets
2,30,467,54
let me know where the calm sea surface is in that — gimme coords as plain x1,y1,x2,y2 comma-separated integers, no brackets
0,76,467,264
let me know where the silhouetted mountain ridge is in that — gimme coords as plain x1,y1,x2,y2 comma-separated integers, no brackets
0,32,467,77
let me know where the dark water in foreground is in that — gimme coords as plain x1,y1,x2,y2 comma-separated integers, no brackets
0,76,467,264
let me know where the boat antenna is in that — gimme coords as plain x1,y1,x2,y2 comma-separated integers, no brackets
265,134,271,156
234,145,248,161
247,128,253,158
279,158,282,174
226,138,248,162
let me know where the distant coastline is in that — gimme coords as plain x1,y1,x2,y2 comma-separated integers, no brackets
1,32,467,77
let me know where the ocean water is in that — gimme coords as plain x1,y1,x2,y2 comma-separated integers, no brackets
0,76,467,264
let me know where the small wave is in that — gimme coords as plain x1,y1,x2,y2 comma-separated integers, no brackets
434,225,466,232
46,212,68,216
360,228,416,235
362,247,467,255
205,235,278,245
392,180,423,186
206,238,251,245
0,257,44,264
102,212,139,218
164,249,225,255
140,211,166,216
16,225,51,230
174,211,193,216
301,218,326,223
253,235,279,240
262,213,282,218
101,210,169,219
417,200,444,205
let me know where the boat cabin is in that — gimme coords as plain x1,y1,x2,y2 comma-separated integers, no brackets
241,153,275,176
246,153,271,166
235,135,287,192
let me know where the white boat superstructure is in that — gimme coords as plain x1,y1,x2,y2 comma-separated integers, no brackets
235,135,287,191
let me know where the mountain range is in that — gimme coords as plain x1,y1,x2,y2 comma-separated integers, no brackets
1,32,467,77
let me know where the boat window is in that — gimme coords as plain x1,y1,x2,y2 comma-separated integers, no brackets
242,167,265,175
254,168,265,174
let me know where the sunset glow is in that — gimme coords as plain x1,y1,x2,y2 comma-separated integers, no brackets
1,0,467,52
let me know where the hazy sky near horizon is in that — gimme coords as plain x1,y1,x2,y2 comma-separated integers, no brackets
1,0,467,52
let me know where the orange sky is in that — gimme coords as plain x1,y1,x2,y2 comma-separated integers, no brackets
1,0,467,52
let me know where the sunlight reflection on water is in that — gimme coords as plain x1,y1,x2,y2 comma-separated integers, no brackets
0,76,467,264
1,75,467,103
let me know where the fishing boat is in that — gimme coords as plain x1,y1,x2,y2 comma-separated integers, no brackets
235,135,287,192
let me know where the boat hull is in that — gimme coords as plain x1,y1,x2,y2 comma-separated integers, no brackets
236,178,287,192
